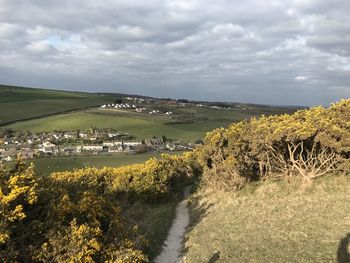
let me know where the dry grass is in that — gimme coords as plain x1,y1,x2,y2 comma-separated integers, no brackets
184,175,350,262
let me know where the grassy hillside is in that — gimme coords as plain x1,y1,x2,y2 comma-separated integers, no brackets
182,99,350,262
185,175,350,262
0,85,113,125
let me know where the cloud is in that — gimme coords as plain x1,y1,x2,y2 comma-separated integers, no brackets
0,0,349,105
295,76,307,81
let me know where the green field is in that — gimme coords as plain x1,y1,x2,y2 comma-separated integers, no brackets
185,175,350,262
5,109,232,142
31,152,184,175
2,104,296,142
0,85,113,125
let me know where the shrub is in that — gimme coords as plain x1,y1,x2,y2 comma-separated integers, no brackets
195,99,350,190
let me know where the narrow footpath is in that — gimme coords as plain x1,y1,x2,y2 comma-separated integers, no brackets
154,186,191,263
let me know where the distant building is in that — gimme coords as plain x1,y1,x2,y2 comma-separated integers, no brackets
63,133,74,139
145,138,163,146
43,141,56,148
20,149,34,159
123,141,142,147
61,147,78,155
39,142,58,155
79,132,88,138
166,143,176,151
108,132,119,138
53,133,62,139
77,145,104,153
4,156,13,162
108,145,123,153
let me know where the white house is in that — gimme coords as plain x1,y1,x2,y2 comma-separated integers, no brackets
4,156,13,162
166,143,176,151
77,145,104,153
79,132,88,138
43,142,56,148
108,132,119,138
20,149,34,159
63,133,74,139
210,106,221,110
103,142,114,147
53,133,62,139
38,142,58,154
108,145,123,153
123,142,142,146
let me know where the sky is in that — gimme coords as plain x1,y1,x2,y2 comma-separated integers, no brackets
0,0,349,106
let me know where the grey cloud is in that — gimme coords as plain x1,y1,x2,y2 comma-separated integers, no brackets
0,0,349,106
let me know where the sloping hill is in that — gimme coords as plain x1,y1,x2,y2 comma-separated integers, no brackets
0,85,113,125
184,175,350,262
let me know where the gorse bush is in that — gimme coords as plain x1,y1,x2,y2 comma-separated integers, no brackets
51,153,198,202
0,153,198,262
195,99,350,189
0,161,37,257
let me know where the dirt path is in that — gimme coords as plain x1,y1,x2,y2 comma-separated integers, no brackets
154,186,191,263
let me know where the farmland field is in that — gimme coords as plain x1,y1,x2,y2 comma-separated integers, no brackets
1,102,297,142
0,85,113,125
31,152,184,175
4,109,232,142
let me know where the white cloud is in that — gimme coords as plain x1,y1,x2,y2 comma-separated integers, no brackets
295,76,307,81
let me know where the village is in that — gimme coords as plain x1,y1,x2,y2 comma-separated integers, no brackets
0,128,194,163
